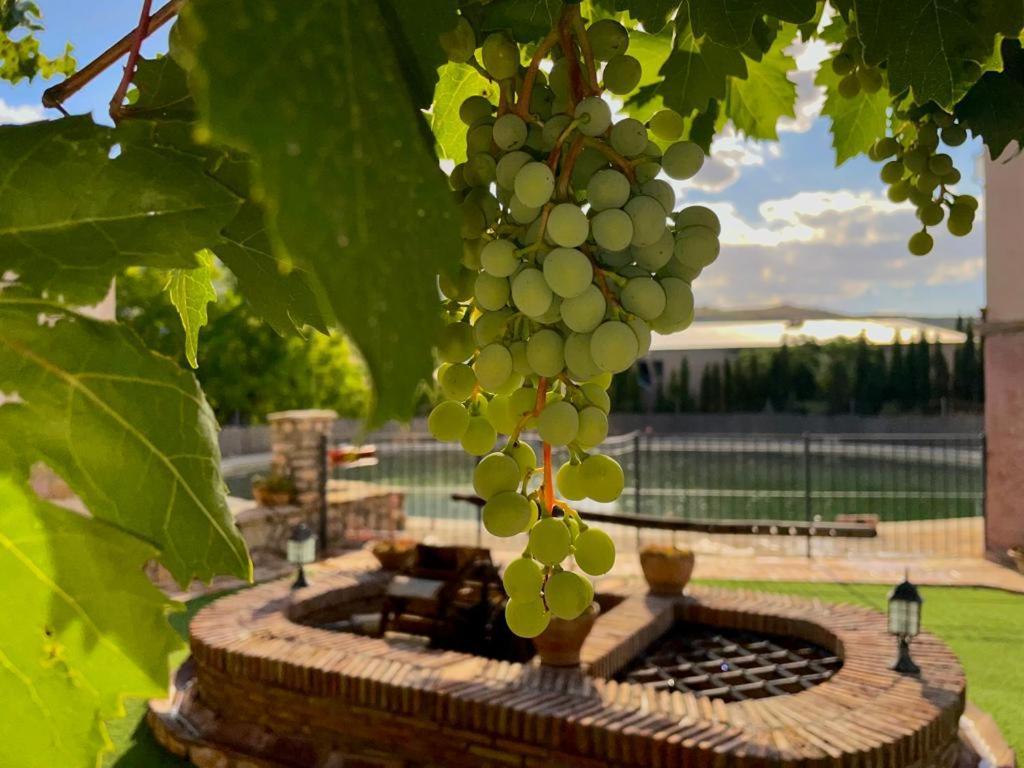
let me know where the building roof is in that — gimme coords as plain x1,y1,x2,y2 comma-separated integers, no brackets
649,318,967,352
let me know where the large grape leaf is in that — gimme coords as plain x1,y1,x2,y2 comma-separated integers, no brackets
0,298,251,585
725,43,796,140
380,0,459,109
645,23,746,117
815,48,890,164
428,62,498,162
167,248,217,368
608,0,682,32
688,0,816,46
0,476,183,768
956,39,1024,160
853,0,1020,108
123,55,197,121
182,0,460,424
474,0,563,40
0,116,240,305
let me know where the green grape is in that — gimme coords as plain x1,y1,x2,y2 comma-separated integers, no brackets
908,186,932,207
603,53,642,94
652,277,695,334
449,163,468,191
462,238,483,270
598,247,633,269
673,205,721,235
509,195,541,224
529,517,572,565
512,268,554,317
587,169,631,211
915,171,940,193
634,160,662,185
439,266,475,301
547,203,590,247
493,113,528,151
632,229,674,271
908,230,934,256
486,393,518,434
473,308,513,346
556,462,586,500
466,187,500,226
621,277,666,321
956,195,979,211
649,108,685,140
857,67,883,93
580,453,624,502
624,195,667,247
928,153,954,176
474,272,511,311
581,382,611,413
941,124,967,146
474,452,522,499
497,150,533,190
440,363,476,401
461,416,497,455
543,247,593,298
514,161,555,207
591,209,634,252
641,179,675,213
530,84,555,118
509,340,531,376
574,97,612,137
526,328,565,377
904,148,928,173
510,386,538,422
437,322,475,363
570,147,611,190
887,180,911,203
508,439,536,475
576,406,608,449
564,332,601,381
918,202,944,226
545,569,593,620
537,400,579,446
561,285,607,334
440,16,476,63
880,160,905,184
481,239,519,277
502,557,544,601
590,321,639,373
831,52,855,76
466,123,494,156
483,491,534,536
587,18,629,60
609,118,648,157
674,225,720,269
873,137,900,159
473,343,513,391
629,316,651,356
564,513,580,542
504,597,549,638
574,528,615,576
918,122,939,151
482,32,519,80
460,199,485,239
943,168,962,185
459,95,493,125
428,401,470,442
548,58,570,98
838,73,860,98
660,256,702,283
540,113,572,150
495,372,525,396
662,141,704,180
947,210,973,237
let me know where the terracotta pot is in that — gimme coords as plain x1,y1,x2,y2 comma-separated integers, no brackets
1008,547,1024,575
640,547,695,595
252,486,293,507
532,602,600,667
371,540,417,571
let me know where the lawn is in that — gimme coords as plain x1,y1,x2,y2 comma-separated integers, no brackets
104,583,1022,765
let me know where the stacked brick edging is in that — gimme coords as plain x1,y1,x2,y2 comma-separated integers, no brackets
151,555,965,768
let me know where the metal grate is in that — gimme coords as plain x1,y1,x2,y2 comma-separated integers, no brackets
616,623,842,702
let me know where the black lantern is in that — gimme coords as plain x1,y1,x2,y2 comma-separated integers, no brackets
287,523,317,589
887,575,923,675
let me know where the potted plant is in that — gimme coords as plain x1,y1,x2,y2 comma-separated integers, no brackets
371,537,418,571
639,544,695,595
251,473,295,507
1008,545,1024,575
532,602,601,667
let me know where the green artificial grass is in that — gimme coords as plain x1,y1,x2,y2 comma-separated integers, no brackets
103,583,1022,765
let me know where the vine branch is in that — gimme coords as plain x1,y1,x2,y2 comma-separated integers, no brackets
516,28,561,119
109,0,155,122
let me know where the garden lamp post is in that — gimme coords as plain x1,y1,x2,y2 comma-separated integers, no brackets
287,523,317,590
887,575,923,675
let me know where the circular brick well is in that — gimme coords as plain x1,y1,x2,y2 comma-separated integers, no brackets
149,553,965,768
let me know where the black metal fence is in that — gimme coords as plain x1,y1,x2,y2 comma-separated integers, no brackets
329,431,985,559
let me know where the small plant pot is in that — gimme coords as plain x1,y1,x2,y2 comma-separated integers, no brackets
532,602,600,667
371,539,417,571
252,486,293,507
640,546,695,595
1008,547,1024,575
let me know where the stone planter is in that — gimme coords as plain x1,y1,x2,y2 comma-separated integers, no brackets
1009,546,1024,575
252,485,293,507
532,602,600,667
371,539,417,571
640,546,695,595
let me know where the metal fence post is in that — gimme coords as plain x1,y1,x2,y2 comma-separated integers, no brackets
318,432,329,552
803,433,812,559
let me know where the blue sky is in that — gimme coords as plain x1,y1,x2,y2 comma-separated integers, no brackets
1,2,986,317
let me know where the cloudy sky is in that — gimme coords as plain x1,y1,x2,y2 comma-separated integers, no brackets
2,2,986,317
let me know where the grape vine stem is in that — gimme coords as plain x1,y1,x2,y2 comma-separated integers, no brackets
110,0,155,122
569,8,600,96
515,28,560,119
581,136,636,182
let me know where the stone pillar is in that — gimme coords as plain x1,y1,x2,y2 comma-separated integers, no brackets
267,409,337,512
983,145,1024,565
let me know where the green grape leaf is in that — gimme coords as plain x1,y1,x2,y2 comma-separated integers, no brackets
167,249,217,368
725,43,797,140
610,0,682,33
182,0,460,424
688,0,816,46
853,0,1017,108
815,47,890,164
0,116,240,305
956,39,1024,160
0,476,183,768
0,298,251,586
429,62,498,162
475,0,563,40
380,0,459,108
123,55,196,121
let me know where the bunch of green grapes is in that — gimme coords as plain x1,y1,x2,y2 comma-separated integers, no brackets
828,30,884,98
870,109,978,256
434,15,721,638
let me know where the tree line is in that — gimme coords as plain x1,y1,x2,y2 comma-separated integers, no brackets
610,320,984,416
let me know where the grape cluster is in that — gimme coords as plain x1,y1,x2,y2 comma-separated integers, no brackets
870,109,978,256
433,14,720,638
829,32,883,97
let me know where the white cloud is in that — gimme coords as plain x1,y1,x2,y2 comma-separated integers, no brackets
673,128,778,193
926,257,984,286
0,99,45,125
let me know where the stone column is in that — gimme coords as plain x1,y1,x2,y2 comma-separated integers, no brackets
983,145,1024,565
267,409,337,512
